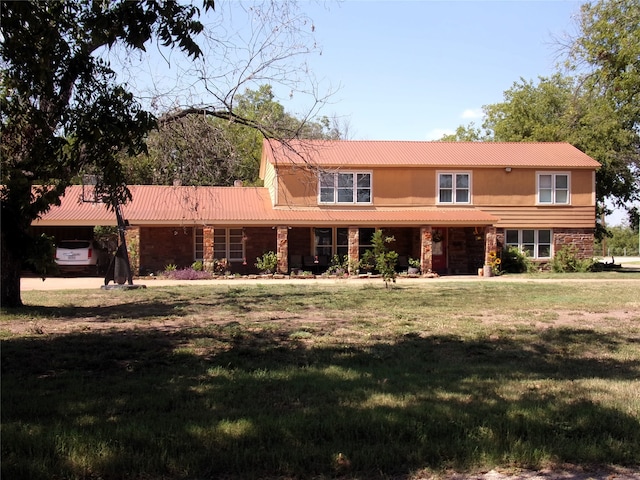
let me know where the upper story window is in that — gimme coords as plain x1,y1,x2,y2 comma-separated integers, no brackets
538,173,569,204
438,172,470,204
319,172,371,204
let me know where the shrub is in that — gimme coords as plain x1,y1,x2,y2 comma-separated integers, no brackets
408,257,421,269
164,263,177,272
165,267,213,280
191,260,203,271
255,251,278,274
501,246,535,274
550,245,595,273
327,254,348,274
359,250,376,273
212,258,230,275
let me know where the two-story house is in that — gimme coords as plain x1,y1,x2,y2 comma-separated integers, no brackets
32,140,600,275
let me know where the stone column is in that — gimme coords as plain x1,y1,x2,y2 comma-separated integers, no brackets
203,226,214,271
348,227,359,274
276,226,289,274
420,226,433,273
124,226,140,276
484,226,497,264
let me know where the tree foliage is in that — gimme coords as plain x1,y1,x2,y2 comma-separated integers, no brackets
566,0,640,132
0,0,323,307
123,85,343,186
439,0,639,229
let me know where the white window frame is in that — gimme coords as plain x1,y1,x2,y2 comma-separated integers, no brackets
194,227,204,261
437,172,471,204
537,172,570,205
314,227,349,257
318,171,372,205
505,229,553,259
214,228,245,263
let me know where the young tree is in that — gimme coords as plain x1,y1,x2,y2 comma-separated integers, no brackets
1,1,324,307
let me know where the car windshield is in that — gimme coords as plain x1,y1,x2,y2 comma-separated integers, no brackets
58,241,91,249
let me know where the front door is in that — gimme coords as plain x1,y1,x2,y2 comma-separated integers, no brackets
432,228,447,274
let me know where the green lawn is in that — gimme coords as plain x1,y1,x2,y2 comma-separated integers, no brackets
2,280,640,479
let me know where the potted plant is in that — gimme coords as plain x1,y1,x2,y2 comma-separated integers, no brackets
408,257,421,275
255,251,278,274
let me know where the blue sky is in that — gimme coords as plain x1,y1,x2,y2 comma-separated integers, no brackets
274,0,583,140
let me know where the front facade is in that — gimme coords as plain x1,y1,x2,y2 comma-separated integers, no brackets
33,140,600,275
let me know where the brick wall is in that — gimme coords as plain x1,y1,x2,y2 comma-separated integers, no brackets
448,227,485,274
139,226,194,274
553,228,595,258
242,227,277,274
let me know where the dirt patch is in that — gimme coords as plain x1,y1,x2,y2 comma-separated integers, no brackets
418,465,640,480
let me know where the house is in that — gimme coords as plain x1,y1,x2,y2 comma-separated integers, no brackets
32,140,601,275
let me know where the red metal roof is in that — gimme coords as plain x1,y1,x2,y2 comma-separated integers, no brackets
263,139,602,169
34,185,498,227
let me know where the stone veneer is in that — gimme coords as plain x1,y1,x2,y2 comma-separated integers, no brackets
495,228,595,261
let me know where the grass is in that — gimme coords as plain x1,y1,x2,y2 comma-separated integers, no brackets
2,280,640,479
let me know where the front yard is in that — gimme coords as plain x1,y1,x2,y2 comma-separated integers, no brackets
2,280,640,479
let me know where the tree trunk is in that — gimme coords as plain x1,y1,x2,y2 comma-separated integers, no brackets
1,228,24,308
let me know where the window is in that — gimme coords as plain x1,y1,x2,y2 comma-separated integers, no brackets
358,228,376,257
505,229,552,259
214,228,245,262
194,227,204,261
538,173,569,204
438,172,470,204
314,227,349,256
319,172,371,204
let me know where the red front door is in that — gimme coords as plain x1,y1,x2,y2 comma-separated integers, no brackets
432,228,447,274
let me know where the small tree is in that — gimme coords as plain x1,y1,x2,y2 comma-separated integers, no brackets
371,230,398,288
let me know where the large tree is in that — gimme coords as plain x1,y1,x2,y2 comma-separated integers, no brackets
123,84,344,186
1,1,323,307
440,0,640,229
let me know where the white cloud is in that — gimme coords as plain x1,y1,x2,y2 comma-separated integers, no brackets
460,108,483,119
425,128,454,141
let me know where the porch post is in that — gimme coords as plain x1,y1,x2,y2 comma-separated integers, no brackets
484,226,498,264
348,227,359,274
276,226,289,274
202,226,214,271
420,226,433,273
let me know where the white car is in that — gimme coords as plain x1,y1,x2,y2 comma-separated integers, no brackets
55,240,109,275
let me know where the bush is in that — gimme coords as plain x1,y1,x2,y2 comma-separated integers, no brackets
213,258,230,275
327,254,348,274
500,246,535,274
255,251,278,274
550,245,595,273
191,260,203,271
165,267,213,280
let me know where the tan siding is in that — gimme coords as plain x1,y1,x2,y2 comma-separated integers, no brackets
275,166,317,207
263,162,277,205
484,206,597,228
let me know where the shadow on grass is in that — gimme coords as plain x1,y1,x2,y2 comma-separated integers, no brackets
2,325,639,479
13,286,313,321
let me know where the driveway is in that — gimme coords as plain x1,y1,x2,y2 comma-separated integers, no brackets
19,256,640,292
